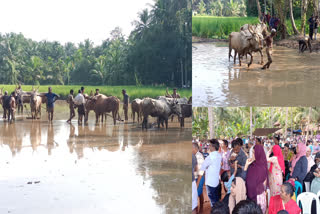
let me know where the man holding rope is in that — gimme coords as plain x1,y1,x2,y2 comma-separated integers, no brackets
262,29,277,70
45,87,59,122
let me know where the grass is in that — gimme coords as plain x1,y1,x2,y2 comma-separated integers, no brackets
193,16,305,39
192,16,259,39
0,85,192,101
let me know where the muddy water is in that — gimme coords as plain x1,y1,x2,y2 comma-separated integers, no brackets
0,102,191,214
193,42,320,107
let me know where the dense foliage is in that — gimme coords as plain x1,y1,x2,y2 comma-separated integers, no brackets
192,0,319,39
192,0,247,17
0,0,191,88
193,107,320,138
0,84,191,101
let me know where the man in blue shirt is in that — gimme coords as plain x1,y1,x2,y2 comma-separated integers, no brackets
45,87,59,122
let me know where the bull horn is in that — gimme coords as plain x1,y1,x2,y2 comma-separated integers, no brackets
248,25,254,34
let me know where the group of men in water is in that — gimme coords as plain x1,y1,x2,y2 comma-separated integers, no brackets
2,85,181,125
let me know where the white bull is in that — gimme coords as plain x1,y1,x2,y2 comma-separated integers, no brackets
228,25,263,67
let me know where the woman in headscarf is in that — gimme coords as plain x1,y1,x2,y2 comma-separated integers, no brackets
246,144,269,214
289,143,308,183
267,145,285,196
228,177,246,214
306,146,315,173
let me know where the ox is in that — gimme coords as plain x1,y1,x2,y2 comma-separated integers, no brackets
141,97,182,130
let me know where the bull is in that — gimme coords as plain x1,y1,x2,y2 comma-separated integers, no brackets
30,89,42,119
240,23,268,65
229,25,262,67
141,97,182,130
85,94,120,125
131,98,142,123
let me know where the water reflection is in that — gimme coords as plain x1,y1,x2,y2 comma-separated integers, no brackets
193,42,320,106
0,104,191,214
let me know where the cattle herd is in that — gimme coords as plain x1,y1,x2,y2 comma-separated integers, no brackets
0,87,192,130
229,22,268,67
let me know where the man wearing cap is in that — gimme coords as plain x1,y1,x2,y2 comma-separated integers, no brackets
262,29,277,69
122,89,129,121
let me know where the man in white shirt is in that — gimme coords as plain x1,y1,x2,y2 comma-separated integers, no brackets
74,89,86,125
197,139,222,207
192,143,205,213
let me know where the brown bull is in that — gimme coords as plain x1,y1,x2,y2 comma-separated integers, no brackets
85,94,120,125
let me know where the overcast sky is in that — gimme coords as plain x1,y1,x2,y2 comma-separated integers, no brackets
0,0,154,45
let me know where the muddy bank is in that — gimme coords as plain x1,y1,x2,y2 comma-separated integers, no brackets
275,35,320,52
193,35,320,52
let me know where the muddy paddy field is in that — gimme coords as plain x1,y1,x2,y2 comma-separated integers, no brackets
193,42,320,107
0,101,191,214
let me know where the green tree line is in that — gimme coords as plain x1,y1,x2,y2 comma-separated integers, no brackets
0,0,191,87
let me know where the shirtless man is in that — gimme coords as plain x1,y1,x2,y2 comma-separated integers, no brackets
166,88,180,98
8,92,16,122
262,29,277,70
66,89,75,123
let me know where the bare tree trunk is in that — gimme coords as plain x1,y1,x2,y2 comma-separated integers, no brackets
289,0,300,34
301,0,309,34
256,0,262,20
274,0,288,39
313,0,319,17
208,107,214,139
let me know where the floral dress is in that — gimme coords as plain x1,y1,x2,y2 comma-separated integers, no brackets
268,156,283,196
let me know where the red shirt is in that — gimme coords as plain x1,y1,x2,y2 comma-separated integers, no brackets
269,195,301,214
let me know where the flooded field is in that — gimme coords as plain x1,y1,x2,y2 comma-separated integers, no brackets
0,102,191,214
193,42,320,107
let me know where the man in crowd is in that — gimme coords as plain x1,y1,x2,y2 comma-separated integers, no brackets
197,139,222,207
229,138,247,180
192,143,205,213
45,87,59,122
192,153,198,214
122,89,129,121
66,89,75,123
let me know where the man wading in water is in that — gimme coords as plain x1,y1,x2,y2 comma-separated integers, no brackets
122,89,129,121
45,87,59,122
66,89,75,123
262,29,277,70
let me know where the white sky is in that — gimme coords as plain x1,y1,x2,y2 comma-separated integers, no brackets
0,0,154,45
